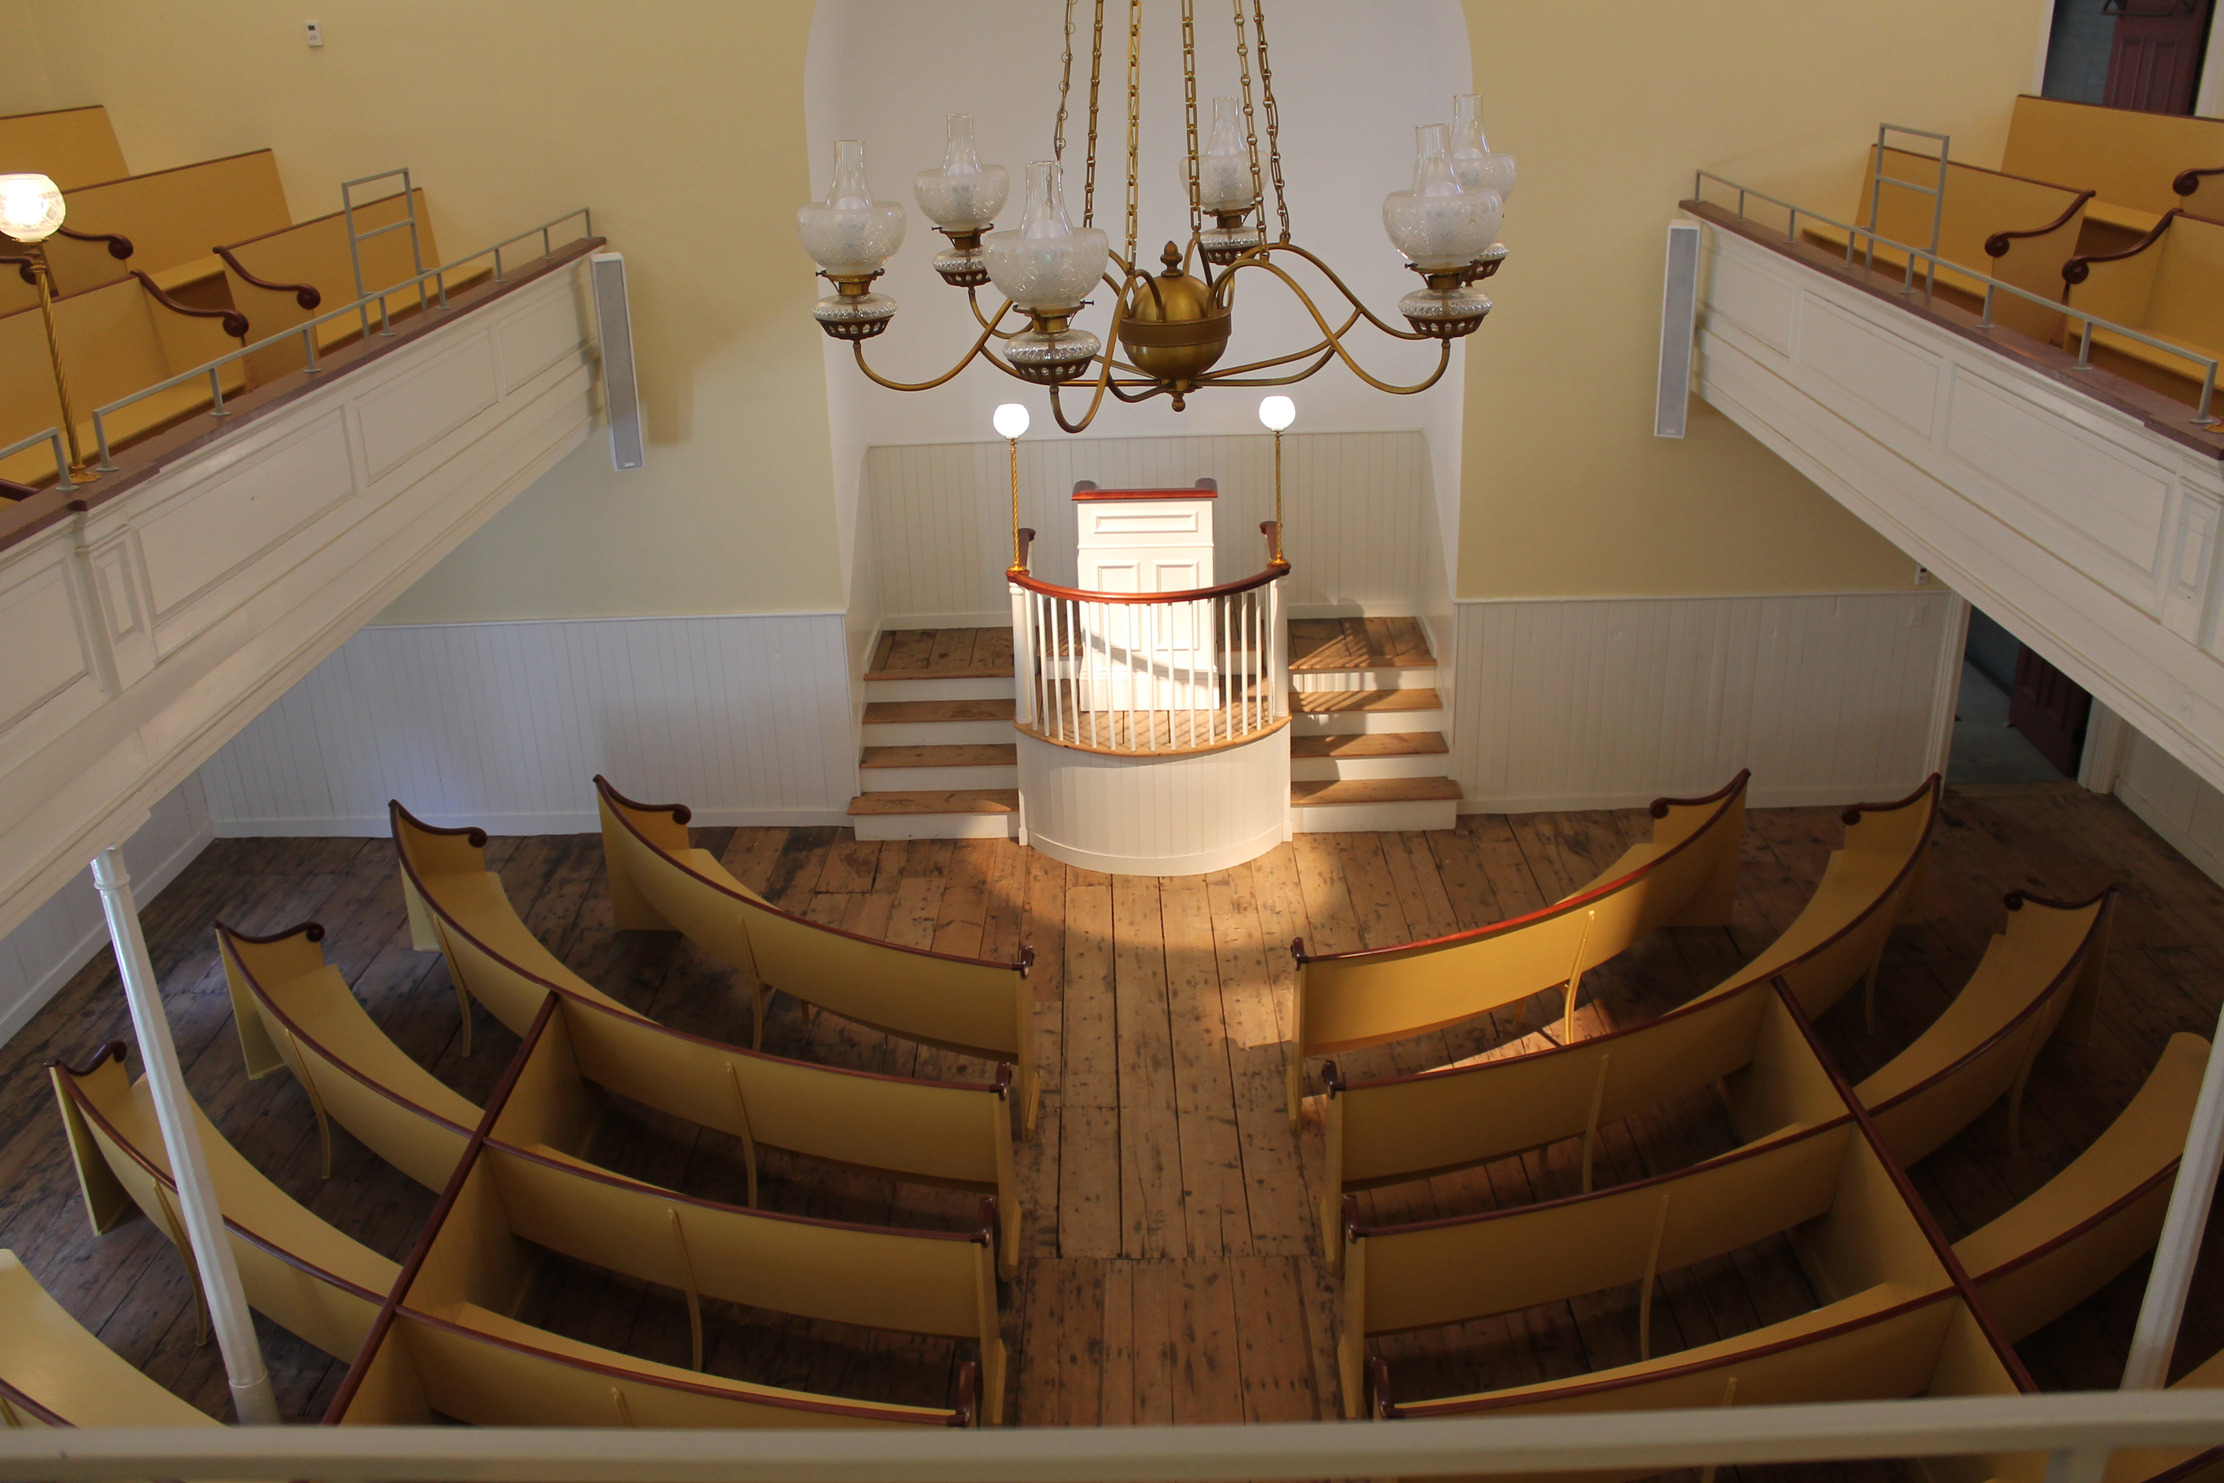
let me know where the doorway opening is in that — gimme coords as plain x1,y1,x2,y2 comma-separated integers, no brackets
1950,609,2090,785
2043,0,2216,114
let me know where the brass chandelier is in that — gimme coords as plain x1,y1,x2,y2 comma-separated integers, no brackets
795,0,1515,434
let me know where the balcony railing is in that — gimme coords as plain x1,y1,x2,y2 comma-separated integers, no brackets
1009,522,1290,754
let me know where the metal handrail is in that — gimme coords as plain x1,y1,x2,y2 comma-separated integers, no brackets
1691,169,2220,426
0,425,74,494
85,206,596,473
4,1388,2224,1481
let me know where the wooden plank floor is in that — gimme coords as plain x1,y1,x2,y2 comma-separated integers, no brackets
3,780,2224,1451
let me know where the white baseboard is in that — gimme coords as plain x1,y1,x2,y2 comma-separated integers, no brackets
0,780,215,1047
1458,780,1922,816
881,611,1008,630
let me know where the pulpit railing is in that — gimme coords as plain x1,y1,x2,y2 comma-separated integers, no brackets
1009,522,1290,754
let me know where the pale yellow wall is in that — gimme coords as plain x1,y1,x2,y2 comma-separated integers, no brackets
15,1,842,621
0,1,57,114
1458,0,2045,599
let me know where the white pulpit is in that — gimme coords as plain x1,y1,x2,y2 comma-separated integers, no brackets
1072,480,1218,710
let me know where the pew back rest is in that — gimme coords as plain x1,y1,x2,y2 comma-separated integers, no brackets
1351,1118,1856,1338
48,1047,396,1360
49,151,293,293
1857,146,2089,302
1955,1031,2208,1342
484,1143,998,1341
220,924,477,1191
2003,94,2224,223
0,106,128,190
221,189,436,350
1298,772,1746,1057
2146,213,2224,355
0,1248,216,1429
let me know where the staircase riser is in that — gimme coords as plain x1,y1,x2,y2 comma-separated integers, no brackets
864,676,1014,703
1292,709,1447,735
1292,798,1460,832
862,721,1015,746
1290,667,1438,693
1289,754,1448,782
852,812,1019,841
860,765,1019,792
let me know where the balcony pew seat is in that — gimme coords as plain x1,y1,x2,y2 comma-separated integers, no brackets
1288,770,1748,1125
2000,94,2224,238
2062,209,2224,402
596,775,1040,1135
0,1248,218,1430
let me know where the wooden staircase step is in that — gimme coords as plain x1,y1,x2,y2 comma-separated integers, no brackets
861,698,1016,725
868,626,1015,679
846,789,1020,816
1290,688,1442,714
1288,616,1435,671
860,744,1018,769
1290,731,1449,758
1290,776,1463,807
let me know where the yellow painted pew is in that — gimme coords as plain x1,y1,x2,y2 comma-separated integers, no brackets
0,105,129,191
0,1248,218,1430
2062,209,2224,400
1319,778,1936,1247
1289,770,1749,1124
0,273,247,487
2001,95,2224,235
596,776,1041,1135
385,816,1028,1274
36,150,293,305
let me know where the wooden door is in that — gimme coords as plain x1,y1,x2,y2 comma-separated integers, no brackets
2105,0,2214,114
2009,644,2094,777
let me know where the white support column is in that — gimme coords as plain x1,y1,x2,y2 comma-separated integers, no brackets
2080,700,2129,795
2122,996,2224,1391
91,846,281,1425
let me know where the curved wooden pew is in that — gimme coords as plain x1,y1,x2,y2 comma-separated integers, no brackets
595,776,1040,1134
1319,778,1936,1241
227,916,1024,1277
1288,770,1749,1123
0,1247,218,1430
48,1042,397,1362
1858,889,2113,1165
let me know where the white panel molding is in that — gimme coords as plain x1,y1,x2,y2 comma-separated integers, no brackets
0,257,604,944
863,430,1429,626
0,775,212,1047
2117,728,2224,888
1447,590,1956,813
198,611,858,837
1691,219,2224,804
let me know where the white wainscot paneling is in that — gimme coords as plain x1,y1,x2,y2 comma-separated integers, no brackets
0,252,604,944
863,430,1430,625
0,774,211,1048
198,612,858,836
1449,591,1956,812
2115,728,2224,888
1693,218,2224,801
1016,728,1291,876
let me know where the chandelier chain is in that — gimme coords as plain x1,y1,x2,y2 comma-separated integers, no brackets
1231,0,1263,222
1250,0,1290,242
1055,0,1074,166
1084,0,1105,226
1124,0,1142,264
1181,0,1201,238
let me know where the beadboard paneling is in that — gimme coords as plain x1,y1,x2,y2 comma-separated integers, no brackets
1449,590,1957,811
864,430,1429,623
0,776,211,1047
2116,729,2224,888
198,613,856,835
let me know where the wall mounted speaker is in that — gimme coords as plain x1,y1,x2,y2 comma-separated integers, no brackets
591,251,644,470
1655,221,1701,439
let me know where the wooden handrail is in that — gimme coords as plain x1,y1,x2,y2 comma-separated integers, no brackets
215,243,321,310
1985,188,2094,258
1010,559,1290,603
56,223,133,261
130,269,247,339
2064,208,2183,287
2175,166,2224,199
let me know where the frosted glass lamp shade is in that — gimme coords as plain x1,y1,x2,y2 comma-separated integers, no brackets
1257,395,1295,431
1383,124,1501,272
915,115,1009,233
1449,94,1517,201
993,402,1030,439
797,140,906,278
984,160,1107,311
0,173,65,243
1198,97,1253,215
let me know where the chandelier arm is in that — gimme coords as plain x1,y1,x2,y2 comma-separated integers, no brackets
1228,241,1438,341
967,289,1025,338
1250,0,1290,241
1084,0,1105,226
1232,257,1458,393
1196,348,1343,387
1196,313,1364,379
1232,0,1263,221
1210,339,1450,393
849,311,1014,393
